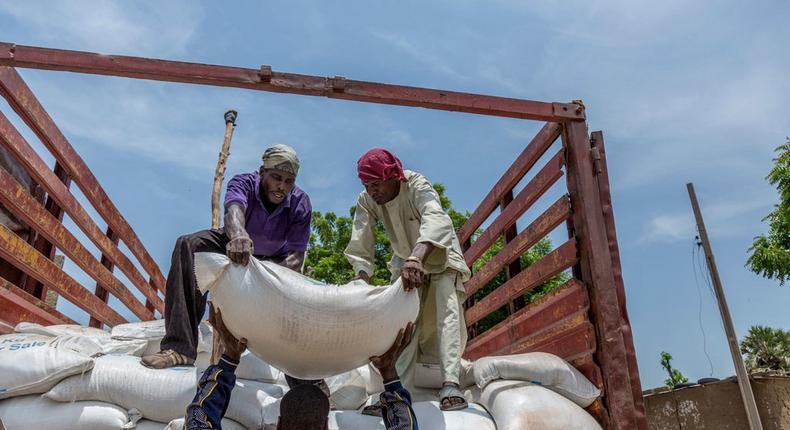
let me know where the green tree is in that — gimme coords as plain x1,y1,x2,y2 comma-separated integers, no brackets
747,139,790,285
660,351,689,388
304,183,567,335
740,325,790,374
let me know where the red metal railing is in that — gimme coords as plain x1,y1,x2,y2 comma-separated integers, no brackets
0,42,645,429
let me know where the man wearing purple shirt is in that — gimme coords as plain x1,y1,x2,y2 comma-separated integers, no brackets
142,144,312,372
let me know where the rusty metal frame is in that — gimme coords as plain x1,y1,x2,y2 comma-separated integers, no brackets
0,41,644,429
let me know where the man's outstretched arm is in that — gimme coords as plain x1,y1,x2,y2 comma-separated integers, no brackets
370,322,419,430
186,307,248,430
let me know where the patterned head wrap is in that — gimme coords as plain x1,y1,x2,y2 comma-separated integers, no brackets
357,148,406,183
262,144,300,176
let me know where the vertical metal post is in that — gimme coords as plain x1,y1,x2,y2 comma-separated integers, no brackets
686,183,763,430
89,227,119,329
500,190,523,315
563,120,636,429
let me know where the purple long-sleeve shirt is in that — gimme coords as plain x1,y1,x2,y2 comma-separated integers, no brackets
224,171,311,259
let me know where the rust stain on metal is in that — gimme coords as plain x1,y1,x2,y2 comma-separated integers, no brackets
463,150,566,265
458,122,562,244
0,66,166,293
0,110,163,313
464,279,589,359
0,275,75,325
0,166,158,320
0,224,126,326
563,121,641,428
465,238,578,326
465,195,571,296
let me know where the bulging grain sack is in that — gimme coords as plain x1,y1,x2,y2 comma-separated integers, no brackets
327,366,370,410
473,352,601,407
15,322,147,356
194,253,419,379
110,319,212,356
132,420,168,430
44,354,196,423
478,380,602,430
0,395,131,430
196,350,283,383
326,401,495,430
166,417,246,430
0,333,96,399
223,378,284,429
414,359,475,389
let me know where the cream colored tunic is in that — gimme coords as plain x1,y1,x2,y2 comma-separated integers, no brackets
344,170,471,289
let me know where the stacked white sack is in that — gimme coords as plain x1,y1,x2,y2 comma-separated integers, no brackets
166,417,246,430
44,354,198,423
0,395,133,430
478,380,603,430
0,332,97,399
194,252,420,379
473,352,601,407
326,401,495,430
111,319,213,356
15,322,148,356
196,349,283,383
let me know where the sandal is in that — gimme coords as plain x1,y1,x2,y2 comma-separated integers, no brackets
141,349,194,369
439,383,468,411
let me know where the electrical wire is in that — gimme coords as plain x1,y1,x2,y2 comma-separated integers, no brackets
692,239,715,377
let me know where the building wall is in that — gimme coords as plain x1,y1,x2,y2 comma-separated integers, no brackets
644,376,790,429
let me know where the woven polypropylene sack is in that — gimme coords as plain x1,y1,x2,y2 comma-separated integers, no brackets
166,417,246,430
0,333,95,399
0,395,131,430
110,319,213,356
15,322,147,356
223,378,283,429
479,380,602,430
326,401,495,430
473,352,601,407
194,253,419,379
44,354,196,423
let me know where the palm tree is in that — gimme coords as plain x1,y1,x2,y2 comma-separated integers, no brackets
740,325,790,374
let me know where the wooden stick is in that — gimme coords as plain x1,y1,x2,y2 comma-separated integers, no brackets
211,110,237,229
210,110,237,364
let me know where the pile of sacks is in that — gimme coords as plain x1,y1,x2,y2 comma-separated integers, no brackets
0,321,603,429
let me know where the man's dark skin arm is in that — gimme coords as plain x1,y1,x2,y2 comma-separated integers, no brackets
225,203,304,270
224,203,254,266
358,242,434,290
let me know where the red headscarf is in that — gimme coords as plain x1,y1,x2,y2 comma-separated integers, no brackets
357,148,407,183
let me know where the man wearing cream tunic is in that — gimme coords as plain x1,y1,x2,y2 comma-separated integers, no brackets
344,148,471,411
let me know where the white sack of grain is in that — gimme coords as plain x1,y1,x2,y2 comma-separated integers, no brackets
165,417,246,430
44,354,196,422
110,319,212,356
0,395,132,430
473,352,601,407
478,380,602,430
15,322,147,356
194,253,419,379
0,333,96,399
326,401,495,430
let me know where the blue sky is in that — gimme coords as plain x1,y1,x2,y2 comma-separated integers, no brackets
1,1,788,389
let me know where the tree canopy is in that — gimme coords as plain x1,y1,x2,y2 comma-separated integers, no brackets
747,139,790,285
303,183,566,333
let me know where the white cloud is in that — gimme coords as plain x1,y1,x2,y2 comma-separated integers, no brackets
370,31,468,82
643,194,774,244
0,1,202,56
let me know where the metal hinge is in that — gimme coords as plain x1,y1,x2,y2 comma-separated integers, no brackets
590,146,602,175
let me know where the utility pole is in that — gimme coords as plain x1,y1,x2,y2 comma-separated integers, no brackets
686,183,763,430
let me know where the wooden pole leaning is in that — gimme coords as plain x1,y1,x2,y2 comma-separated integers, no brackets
212,110,238,229
210,110,237,365
687,182,763,430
